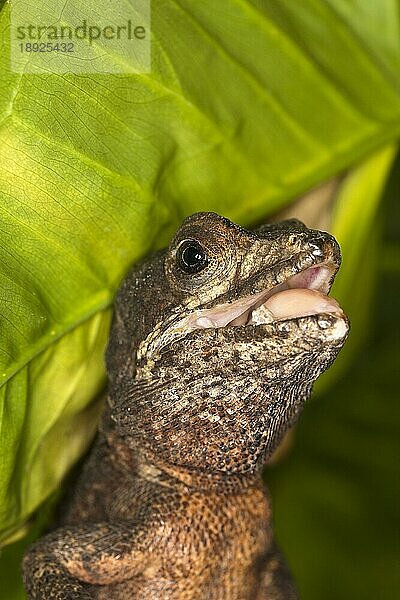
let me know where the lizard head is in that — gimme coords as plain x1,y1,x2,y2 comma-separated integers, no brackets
108,212,349,476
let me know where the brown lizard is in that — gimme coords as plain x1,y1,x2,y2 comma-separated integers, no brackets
23,212,349,599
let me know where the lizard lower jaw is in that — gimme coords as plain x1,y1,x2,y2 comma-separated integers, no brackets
192,263,343,330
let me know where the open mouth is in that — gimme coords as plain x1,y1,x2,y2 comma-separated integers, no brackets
178,261,343,333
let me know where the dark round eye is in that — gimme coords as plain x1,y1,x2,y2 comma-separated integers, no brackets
177,239,209,274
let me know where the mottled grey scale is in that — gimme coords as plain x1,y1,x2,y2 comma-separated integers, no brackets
23,212,349,599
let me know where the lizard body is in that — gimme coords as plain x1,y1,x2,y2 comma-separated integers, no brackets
23,212,349,599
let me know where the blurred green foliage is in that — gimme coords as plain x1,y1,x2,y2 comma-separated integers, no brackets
268,152,400,600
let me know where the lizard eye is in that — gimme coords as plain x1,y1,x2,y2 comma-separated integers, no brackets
177,239,209,274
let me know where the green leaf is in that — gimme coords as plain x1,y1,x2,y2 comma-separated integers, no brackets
0,1,399,596
0,312,110,544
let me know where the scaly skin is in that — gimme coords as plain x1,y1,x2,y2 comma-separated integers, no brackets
23,212,349,599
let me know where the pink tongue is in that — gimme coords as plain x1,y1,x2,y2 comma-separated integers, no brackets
262,288,341,321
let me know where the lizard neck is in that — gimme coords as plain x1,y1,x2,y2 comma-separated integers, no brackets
135,449,263,494
102,404,264,494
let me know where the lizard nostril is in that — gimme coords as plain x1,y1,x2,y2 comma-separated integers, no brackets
310,243,324,257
